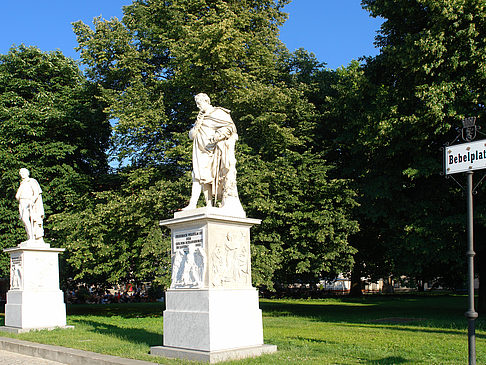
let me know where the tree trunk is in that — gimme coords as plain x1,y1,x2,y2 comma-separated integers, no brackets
382,276,395,294
349,267,363,297
417,279,425,292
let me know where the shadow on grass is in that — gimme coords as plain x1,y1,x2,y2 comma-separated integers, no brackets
260,296,485,337
51,296,485,347
261,296,468,320
67,302,165,319
292,335,337,344
366,356,410,364
71,317,163,348
338,321,486,339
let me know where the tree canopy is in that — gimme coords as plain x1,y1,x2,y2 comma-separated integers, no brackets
3,0,485,305
0,45,111,277
64,0,359,289
321,0,486,292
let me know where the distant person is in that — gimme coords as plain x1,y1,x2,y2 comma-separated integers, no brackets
15,168,44,242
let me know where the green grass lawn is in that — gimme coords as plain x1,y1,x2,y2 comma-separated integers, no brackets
0,295,484,364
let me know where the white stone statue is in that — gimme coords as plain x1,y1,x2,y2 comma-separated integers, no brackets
15,168,45,243
183,93,245,216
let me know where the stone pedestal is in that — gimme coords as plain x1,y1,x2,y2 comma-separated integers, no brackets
1,241,68,331
150,207,277,363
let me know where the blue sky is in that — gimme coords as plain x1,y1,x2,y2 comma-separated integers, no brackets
281,1,383,69
0,0,382,70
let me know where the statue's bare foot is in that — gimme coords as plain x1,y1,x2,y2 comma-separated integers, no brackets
181,204,197,211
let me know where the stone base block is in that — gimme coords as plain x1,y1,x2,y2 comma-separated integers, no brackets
150,344,277,364
163,288,264,352
5,290,66,329
0,325,74,334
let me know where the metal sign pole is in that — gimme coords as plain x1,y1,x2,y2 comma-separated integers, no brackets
465,170,478,365
444,117,481,365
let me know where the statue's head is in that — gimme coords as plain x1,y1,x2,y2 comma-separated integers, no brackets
195,93,210,104
195,93,211,112
19,168,30,179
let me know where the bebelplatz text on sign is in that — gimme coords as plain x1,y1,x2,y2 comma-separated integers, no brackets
444,139,486,175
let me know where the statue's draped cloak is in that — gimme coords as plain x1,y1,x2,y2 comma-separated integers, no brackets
16,178,44,220
190,107,238,195
16,177,45,239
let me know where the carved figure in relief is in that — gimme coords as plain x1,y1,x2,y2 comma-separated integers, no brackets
223,232,239,283
210,230,250,287
181,245,198,285
172,245,206,288
211,242,225,287
11,263,22,289
183,93,244,216
171,250,184,288
15,168,44,242
237,244,250,285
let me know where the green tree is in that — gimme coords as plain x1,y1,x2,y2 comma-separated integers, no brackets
309,0,486,295
362,0,486,301
239,151,358,287
51,168,180,288
0,45,111,277
69,0,359,289
321,61,466,294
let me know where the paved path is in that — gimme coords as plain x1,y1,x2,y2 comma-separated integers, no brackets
0,349,65,364
0,336,158,365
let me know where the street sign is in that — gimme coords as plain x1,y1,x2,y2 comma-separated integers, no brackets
444,139,486,175
443,117,480,365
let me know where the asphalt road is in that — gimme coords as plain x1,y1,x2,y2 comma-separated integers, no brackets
0,349,65,364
